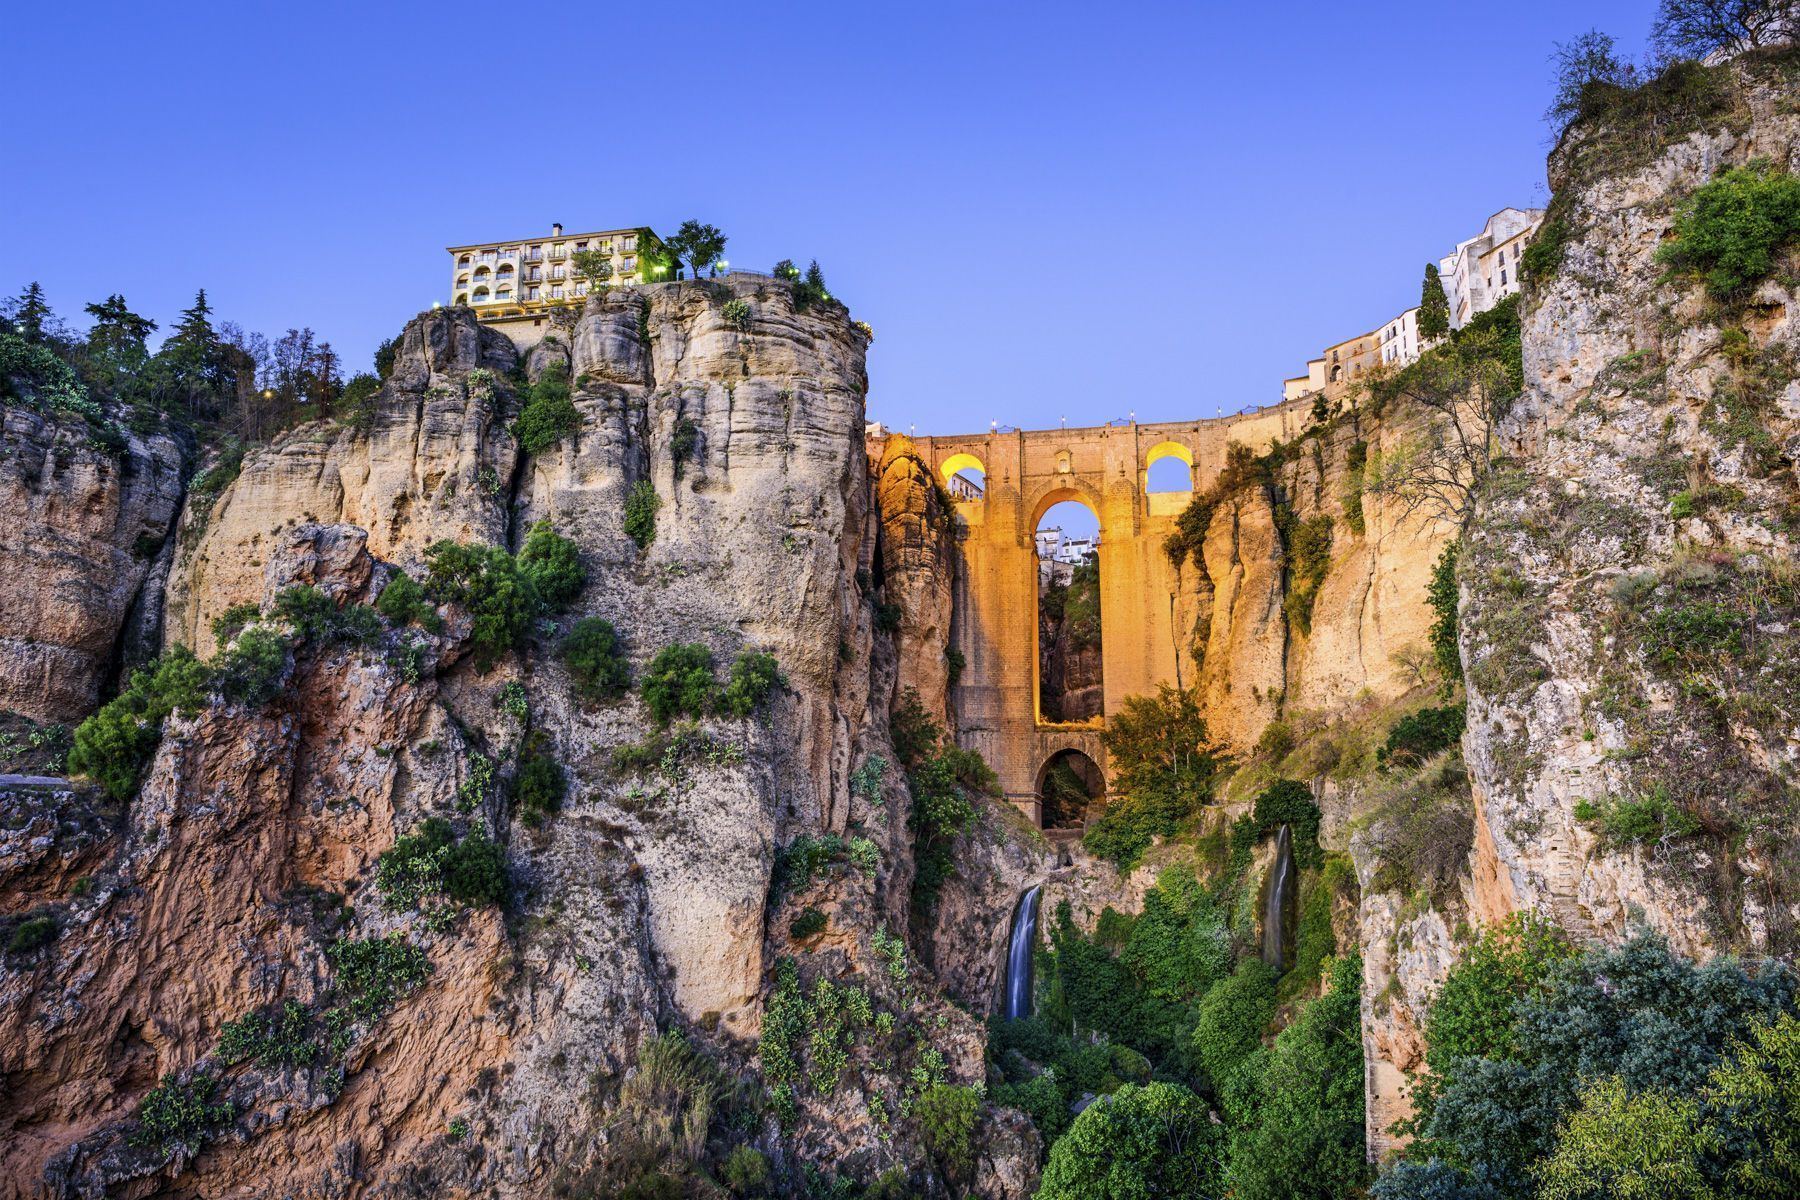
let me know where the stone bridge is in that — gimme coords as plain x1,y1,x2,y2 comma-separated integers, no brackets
897,399,1316,826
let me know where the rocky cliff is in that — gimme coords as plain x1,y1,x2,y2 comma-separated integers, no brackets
0,409,185,724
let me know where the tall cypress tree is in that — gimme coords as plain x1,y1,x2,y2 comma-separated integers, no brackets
1419,263,1450,340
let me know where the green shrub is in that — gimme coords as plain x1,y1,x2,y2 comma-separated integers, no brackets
641,643,718,724
1251,779,1323,869
217,999,320,1068
624,479,660,549
561,617,630,701
210,602,262,646
336,372,381,432
671,416,700,480
1379,704,1466,768
1037,1082,1225,1200
1574,785,1702,848
993,1073,1068,1142
375,572,443,633
273,585,382,648
6,914,57,954
513,743,567,827
719,651,782,717
1193,959,1277,1100
889,688,940,768
1655,161,1800,300
1520,217,1570,285
790,907,827,940
67,646,212,800
211,626,290,707
128,1073,234,1158
513,361,580,454
441,828,509,906
1427,543,1462,688
328,934,432,1023
915,1084,980,1173
423,540,534,668
1423,910,1574,1077
498,680,529,724
721,1145,769,1195
516,519,586,610
873,601,903,633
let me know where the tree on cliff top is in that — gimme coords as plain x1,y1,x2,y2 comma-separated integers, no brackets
1419,263,1450,340
1652,0,1800,61
667,220,727,279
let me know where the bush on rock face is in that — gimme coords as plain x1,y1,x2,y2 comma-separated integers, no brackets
561,617,630,702
67,647,211,800
641,643,718,724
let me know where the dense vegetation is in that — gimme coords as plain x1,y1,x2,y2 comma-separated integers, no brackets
1085,686,1224,869
888,689,995,914
1376,920,1799,1199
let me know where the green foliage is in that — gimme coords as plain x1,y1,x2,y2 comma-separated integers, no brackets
1423,911,1575,1078
670,416,700,479
1399,933,1796,1197
1520,218,1570,285
514,361,580,454
328,934,432,1023
624,479,660,549
373,336,399,380
273,585,382,649
790,907,827,940
571,249,613,288
873,601,903,633
893,698,992,913
721,1145,769,1195
375,817,508,911
513,740,567,827
1086,686,1223,869
498,680,529,724
1420,263,1450,339
641,643,718,724
217,999,320,1068
915,1084,980,1173
7,914,57,954
1381,704,1467,768
210,602,262,646
1251,779,1323,869
1036,1081,1226,1200
128,1073,234,1158
1278,508,1334,635
720,299,752,332
68,646,211,800
1656,161,1800,301
423,540,534,669
888,687,939,768
992,1073,1069,1142
1288,858,1352,997
336,372,381,433
1574,785,1702,848
1193,959,1277,1103
1428,544,1463,689
1533,1074,1709,1200
720,651,782,718
1547,29,1639,134
667,219,727,278
211,626,289,707
789,260,832,310
516,519,586,610
1223,955,1370,1200
561,617,630,702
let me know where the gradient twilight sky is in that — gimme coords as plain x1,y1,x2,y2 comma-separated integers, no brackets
4,1,1653,438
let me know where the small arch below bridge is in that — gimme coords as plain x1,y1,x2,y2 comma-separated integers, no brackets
1037,748,1104,830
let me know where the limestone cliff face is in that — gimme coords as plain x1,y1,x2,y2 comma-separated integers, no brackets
1,283,1036,1198
875,436,957,727
1464,55,1800,959
164,309,521,659
0,408,185,722
1180,408,1451,749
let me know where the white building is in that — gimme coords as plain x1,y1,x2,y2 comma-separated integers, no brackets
1379,306,1422,367
1035,527,1062,560
1438,207,1544,330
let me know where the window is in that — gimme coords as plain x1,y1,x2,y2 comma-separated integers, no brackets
1500,269,1507,286
526,286,539,300
551,267,565,280
575,241,587,251
623,236,638,251
458,254,471,265
575,282,588,296
552,242,565,256
551,286,563,299
622,256,636,272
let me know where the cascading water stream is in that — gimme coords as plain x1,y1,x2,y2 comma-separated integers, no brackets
1261,823,1295,970
1002,884,1044,1020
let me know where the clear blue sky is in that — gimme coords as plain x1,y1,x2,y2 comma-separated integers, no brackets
4,0,1653,438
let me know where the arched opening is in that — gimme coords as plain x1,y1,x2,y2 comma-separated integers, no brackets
458,254,472,266
455,293,468,305
1144,440,1195,493
1038,749,1103,829
496,287,513,300
1035,495,1102,724
940,452,986,502
496,263,515,278
472,286,490,301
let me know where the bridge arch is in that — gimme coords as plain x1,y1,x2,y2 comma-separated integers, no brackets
1037,748,1104,829
1144,440,1196,493
1029,483,1105,533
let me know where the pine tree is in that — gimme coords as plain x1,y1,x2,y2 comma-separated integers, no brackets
1419,263,1450,340
83,295,157,359
10,282,53,343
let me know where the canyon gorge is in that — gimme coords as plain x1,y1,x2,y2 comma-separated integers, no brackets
3,42,1800,1200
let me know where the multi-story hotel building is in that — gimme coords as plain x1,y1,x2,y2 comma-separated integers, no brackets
446,223,668,344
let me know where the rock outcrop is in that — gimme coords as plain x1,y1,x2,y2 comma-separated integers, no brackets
0,408,185,723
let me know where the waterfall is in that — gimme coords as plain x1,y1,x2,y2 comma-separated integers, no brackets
1261,824,1295,970
1002,884,1044,1020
